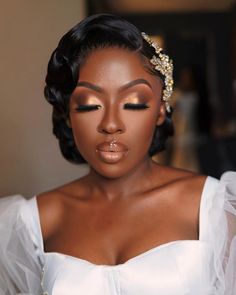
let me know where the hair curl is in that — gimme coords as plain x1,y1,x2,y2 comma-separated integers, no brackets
44,13,174,164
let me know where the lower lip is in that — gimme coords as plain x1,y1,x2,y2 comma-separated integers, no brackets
96,150,128,163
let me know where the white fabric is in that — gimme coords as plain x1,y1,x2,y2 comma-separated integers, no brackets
0,172,235,295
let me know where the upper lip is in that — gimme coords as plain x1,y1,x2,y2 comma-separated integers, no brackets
96,141,128,152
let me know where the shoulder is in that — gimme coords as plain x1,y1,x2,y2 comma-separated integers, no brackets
173,172,207,219
156,165,208,224
36,177,88,241
0,195,27,217
36,190,64,241
0,194,26,205
156,165,207,191
0,195,38,248
164,166,207,203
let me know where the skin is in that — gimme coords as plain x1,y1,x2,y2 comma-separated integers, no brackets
37,47,206,266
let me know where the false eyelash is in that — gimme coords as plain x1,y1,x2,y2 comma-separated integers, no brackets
124,103,149,110
75,105,101,112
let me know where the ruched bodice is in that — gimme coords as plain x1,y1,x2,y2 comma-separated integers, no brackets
0,172,236,294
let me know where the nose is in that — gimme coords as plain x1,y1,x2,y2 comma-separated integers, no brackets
97,106,125,135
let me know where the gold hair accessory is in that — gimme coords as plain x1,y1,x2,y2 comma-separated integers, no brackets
141,32,174,113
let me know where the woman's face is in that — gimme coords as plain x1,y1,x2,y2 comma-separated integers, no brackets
69,47,165,178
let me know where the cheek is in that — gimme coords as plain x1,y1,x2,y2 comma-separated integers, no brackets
70,113,100,151
122,111,158,146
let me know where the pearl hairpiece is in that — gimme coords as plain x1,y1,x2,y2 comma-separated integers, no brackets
141,32,174,113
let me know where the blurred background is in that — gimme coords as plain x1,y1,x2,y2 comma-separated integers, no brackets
0,0,236,197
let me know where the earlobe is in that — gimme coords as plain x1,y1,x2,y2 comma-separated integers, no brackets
66,118,72,128
156,103,166,126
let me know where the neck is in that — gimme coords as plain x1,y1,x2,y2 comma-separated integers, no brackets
86,158,158,201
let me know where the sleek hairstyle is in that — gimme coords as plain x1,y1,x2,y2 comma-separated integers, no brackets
44,13,174,164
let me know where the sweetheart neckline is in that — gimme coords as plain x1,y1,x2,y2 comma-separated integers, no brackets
32,176,211,268
44,239,204,268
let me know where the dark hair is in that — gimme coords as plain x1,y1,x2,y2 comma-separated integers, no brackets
44,13,174,164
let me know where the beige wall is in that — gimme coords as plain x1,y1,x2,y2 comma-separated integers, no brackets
0,1,89,198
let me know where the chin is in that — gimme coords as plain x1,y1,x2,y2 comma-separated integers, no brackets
92,164,131,179
90,157,149,180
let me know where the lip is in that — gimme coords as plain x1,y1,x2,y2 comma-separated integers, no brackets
96,141,128,152
96,141,129,163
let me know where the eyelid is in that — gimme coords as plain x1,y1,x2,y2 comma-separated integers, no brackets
75,104,102,112
72,93,101,105
123,103,149,110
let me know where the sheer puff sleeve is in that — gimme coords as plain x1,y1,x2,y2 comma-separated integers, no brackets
209,171,236,294
0,195,44,295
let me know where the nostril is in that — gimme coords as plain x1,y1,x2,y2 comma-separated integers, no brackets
97,121,124,134
99,127,123,135
97,110,126,134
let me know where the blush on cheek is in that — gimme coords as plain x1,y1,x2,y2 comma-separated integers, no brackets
70,124,98,161
126,115,157,135
143,122,157,147
72,139,91,162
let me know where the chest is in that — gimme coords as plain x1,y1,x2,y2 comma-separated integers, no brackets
44,196,198,265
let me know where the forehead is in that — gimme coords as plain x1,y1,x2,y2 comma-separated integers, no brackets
78,47,161,89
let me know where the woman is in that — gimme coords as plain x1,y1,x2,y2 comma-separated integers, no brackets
0,13,235,295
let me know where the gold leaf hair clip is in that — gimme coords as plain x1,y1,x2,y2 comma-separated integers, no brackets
141,32,174,113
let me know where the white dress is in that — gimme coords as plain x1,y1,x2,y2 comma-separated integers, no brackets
0,172,236,295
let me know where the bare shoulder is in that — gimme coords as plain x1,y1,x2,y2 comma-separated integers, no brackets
36,177,88,241
36,189,64,241
157,165,207,223
157,165,207,190
173,169,207,208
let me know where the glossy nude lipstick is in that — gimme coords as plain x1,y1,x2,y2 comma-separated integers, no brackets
96,140,128,164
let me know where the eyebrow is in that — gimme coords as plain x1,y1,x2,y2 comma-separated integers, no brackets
76,78,153,93
120,79,153,92
77,81,103,93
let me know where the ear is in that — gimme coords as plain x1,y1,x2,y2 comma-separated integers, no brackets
66,117,72,128
156,102,166,126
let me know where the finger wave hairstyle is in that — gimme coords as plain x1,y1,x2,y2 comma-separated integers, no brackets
44,13,174,164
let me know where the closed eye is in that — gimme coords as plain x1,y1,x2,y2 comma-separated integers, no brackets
124,103,149,110
75,105,101,112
